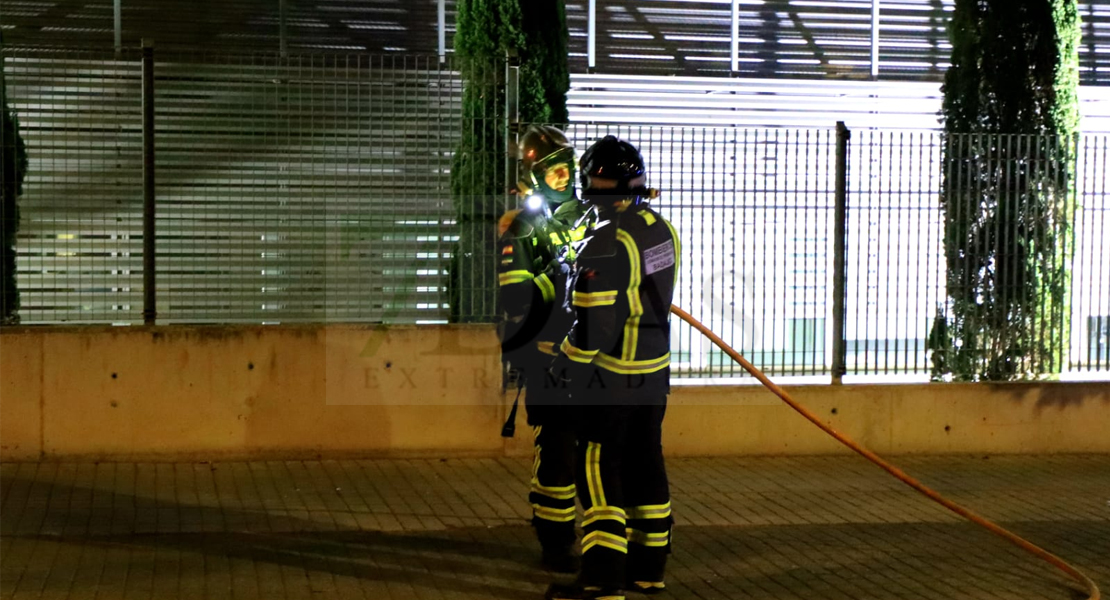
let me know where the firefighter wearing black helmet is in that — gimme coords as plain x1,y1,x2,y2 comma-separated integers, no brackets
498,125,591,573
545,136,680,600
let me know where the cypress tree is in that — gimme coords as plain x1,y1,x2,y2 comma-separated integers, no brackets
449,0,569,322
931,0,1080,379
1,46,28,325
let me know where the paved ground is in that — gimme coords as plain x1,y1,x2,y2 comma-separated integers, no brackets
1,455,1107,600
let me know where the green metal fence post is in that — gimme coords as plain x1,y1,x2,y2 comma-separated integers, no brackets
142,40,156,325
832,121,850,383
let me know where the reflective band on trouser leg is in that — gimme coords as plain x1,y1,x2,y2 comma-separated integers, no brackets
580,441,628,589
583,505,626,528
531,424,578,548
530,474,577,523
582,530,628,554
585,442,607,508
626,502,671,520
531,504,576,522
626,502,672,584
530,428,577,521
627,528,670,547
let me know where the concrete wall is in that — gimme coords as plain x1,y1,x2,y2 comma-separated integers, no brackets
2,326,1108,461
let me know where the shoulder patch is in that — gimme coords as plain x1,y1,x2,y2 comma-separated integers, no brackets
644,239,676,276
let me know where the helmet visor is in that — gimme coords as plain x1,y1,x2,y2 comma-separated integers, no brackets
530,147,577,203
542,162,572,193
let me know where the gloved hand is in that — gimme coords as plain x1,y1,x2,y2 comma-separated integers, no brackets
547,352,574,389
557,241,578,266
542,257,571,280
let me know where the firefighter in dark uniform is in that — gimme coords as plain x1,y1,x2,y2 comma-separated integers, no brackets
498,125,591,573
545,136,680,600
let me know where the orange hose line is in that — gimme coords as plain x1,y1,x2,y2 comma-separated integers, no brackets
670,304,1100,600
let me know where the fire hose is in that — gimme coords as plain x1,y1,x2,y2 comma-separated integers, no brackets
670,304,1100,600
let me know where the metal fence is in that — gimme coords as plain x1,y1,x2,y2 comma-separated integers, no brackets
3,49,479,325
3,49,1107,378
566,126,1109,378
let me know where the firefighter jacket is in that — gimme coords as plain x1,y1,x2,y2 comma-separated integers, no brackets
498,202,590,360
554,204,681,382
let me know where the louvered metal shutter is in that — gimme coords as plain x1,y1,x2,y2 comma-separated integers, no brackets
6,50,464,324
4,1,1109,85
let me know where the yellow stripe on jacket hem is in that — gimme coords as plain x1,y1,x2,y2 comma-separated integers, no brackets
499,270,533,286
560,337,599,363
592,352,670,375
572,290,619,307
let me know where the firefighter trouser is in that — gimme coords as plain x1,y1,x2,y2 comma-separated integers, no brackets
577,387,671,589
520,351,578,549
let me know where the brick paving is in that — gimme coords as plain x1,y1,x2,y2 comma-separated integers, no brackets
1,455,1107,599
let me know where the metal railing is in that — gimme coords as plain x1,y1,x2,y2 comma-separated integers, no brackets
561,126,1105,379
3,48,484,325
3,49,1107,379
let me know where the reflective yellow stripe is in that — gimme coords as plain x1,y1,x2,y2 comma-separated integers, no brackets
570,225,588,242
560,337,598,363
627,502,672,520
593,352,670,375
662,217,681,287
585,442,606,508
638,210,657,226
531,481,576,500
572,290,618,307
531,426,542,490
499,270,532,286
582,530,628,554
534,273,555,302
583,506,627,527
616,230,642,361
536,341,557,356
532,504,576,522
627,528,670,547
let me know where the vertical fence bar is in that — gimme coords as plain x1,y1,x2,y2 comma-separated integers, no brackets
1097,135,1108,370
871,0,880,79
731,0,740,73
438,0,447,64
114,0,123,58
280,0,288,58
505,51,519,243
588,0,597,72
1063,133,1079,372
832,122,850,383
142,40,156,325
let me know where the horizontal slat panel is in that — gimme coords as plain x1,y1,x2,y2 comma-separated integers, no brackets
568,73,1110,131
6,51,469,324
6,0,1108,85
